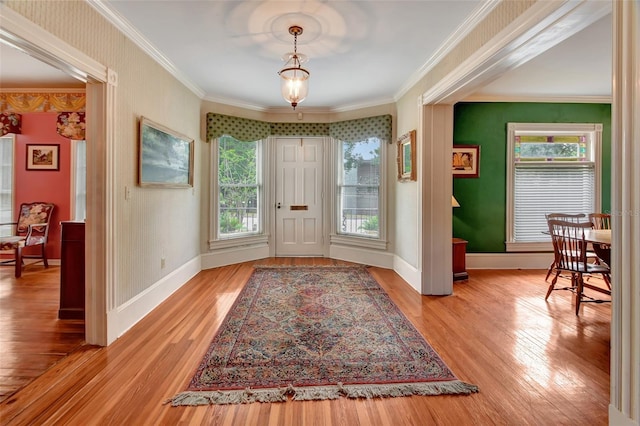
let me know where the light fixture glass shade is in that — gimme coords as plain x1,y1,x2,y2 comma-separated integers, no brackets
452,195,460,207
279,63,309,109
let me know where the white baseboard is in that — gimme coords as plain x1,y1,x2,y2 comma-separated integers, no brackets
107,255,201,341
104,250,552,344
393,255,420,293
609,405,635,426
329,245,394,269
467,252,552,269
201,244,270,269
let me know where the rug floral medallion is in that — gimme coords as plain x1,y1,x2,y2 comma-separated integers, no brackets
169,266,478,405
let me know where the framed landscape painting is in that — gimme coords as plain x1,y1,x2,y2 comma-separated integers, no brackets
138,117,194,188
26,144,59,171
452,145,480,178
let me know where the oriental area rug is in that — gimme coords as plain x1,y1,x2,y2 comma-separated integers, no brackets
168,266,478,406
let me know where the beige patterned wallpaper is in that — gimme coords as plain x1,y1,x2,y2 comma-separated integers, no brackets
5,1,203,307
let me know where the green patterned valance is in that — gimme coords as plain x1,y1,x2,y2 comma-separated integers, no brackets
206,113,391,143
206,113,271,142
270,122,329,136
330,115,392,143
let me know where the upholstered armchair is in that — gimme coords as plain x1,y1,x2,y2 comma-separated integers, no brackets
0,202,55,278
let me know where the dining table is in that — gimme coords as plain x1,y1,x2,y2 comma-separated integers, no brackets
585,229,611,266
585,229,611,245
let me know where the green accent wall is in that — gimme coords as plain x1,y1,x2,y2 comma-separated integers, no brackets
452,102,611,253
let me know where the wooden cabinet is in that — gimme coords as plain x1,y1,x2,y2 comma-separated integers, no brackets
59,221,85,319
452,238,469,281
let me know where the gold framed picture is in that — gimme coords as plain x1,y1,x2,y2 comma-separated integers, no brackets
397,129,416,182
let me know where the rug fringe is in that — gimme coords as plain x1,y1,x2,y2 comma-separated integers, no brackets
166,386,290,406
167,381,478,406
253,265,369,270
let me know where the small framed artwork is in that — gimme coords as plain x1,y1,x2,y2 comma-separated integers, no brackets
452,145,480,178
397,129,416,182
26,144,60,171
138,117,194,188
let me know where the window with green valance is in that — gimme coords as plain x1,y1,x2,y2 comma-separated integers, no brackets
329,115,391,143
206,114,271,143
206,113,391,143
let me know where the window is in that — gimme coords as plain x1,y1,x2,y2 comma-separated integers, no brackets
0,136,14,236
337,138,382,239
506,123,602,252
72,140,87,221
214,135,262,240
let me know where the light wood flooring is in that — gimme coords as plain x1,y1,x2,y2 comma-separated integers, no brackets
0,259,610,425
0,265,84,403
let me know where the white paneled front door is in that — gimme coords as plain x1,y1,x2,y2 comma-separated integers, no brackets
275,138,324,256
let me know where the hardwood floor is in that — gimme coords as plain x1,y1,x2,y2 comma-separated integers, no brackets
0,265,84,403
0,259,610,425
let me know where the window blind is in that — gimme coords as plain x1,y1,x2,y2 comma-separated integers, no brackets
514,164,595,242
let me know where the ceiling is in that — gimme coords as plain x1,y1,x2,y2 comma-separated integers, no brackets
0,1,612,111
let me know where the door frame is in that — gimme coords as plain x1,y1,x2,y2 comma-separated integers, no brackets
267,136,332,258
1,7,114,345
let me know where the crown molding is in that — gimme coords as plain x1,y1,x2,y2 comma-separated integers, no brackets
201,94,269,112
462,94,612,104
87,0,205,99
394,0,501,102
0,5,105,83
202,94,395,115
421,0,612,105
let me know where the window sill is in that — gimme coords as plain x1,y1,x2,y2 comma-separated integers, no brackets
209,234,268,251
506,241,553,252
330,234,388,251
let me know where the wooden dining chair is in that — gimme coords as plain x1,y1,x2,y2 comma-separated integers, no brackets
587,212,612,267
546,219,611,315
544,213,598,281
589,213,612,230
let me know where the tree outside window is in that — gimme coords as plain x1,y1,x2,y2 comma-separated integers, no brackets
217,136,260,237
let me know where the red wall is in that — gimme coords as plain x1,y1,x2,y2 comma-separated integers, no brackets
14,112,73,260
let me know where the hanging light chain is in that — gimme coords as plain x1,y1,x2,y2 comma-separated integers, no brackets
279,25,309,110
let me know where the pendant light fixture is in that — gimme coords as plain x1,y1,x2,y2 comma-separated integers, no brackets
278,25,310,110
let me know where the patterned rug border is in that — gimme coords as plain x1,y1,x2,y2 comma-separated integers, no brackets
167,265,478,406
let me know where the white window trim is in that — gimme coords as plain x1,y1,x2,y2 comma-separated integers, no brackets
331,137,388,249
505,122,602,252
0,135,15,236
208,135,389,253
208,137,268,251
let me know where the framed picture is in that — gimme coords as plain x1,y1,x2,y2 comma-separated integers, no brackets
397,129,416,182
26,144,60,171
138,117,194,188
452,145,480,178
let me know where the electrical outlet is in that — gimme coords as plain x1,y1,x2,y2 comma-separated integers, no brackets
161,257,166,269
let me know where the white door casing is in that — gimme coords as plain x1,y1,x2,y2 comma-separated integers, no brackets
275,138,324,256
